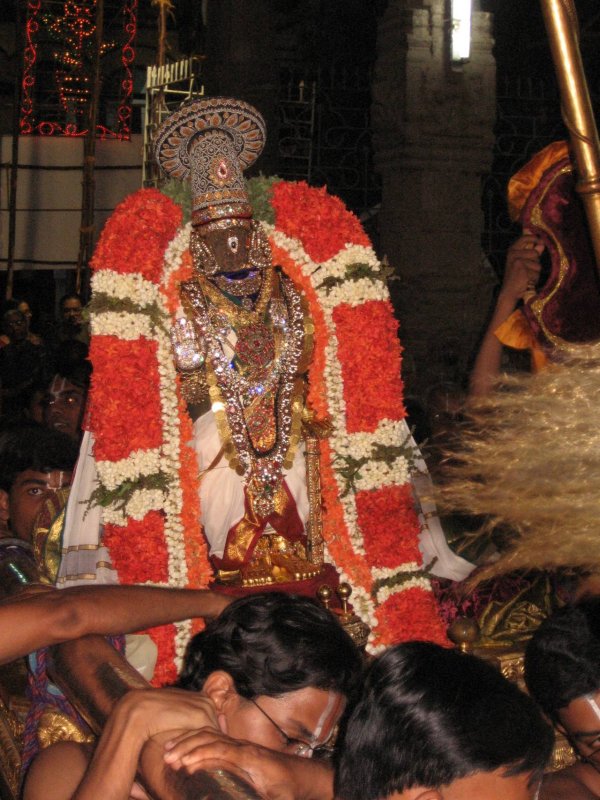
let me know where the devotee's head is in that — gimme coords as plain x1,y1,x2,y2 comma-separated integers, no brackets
2,306,27,343
59,293,84,330
0,424,79,541
17,299,33,325
177,592,362,758
44,360,91,441
336,641,553,800
525,599,600,769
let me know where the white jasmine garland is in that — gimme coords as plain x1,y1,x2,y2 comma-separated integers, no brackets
96,447,163,490
126,488,166,520
91,311,154,340
91,270,161,307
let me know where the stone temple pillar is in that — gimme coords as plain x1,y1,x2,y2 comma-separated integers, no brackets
372,0,496,406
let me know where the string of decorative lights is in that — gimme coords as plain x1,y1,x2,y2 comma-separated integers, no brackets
20,0,138,139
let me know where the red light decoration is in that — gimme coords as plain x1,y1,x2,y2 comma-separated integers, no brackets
20,0,138,140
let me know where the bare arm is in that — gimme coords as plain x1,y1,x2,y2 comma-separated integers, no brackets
24,688,221,800
0,584,231,665
469,233,544,398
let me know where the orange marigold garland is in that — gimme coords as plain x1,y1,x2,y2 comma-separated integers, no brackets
266,181,447,648
89,179,446,664
89,190,209,684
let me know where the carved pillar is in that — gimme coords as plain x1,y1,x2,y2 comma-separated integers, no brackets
372,0,496,403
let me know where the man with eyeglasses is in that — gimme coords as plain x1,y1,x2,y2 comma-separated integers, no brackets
525,599,600,799
24,592,361,800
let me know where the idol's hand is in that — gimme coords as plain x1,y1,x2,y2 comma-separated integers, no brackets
170,316,205,372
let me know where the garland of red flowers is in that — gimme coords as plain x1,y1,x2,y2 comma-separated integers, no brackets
268,181,447,647
89,188,210,685
88,181,446,669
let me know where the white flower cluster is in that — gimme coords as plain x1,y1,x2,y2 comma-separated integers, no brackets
353,457,409,493
91,310,153,340
163,222,193,287
101,505,127,526
174,618,192,669
126,488,167,520
334,421,406,458
96,447,163,491
318,246,387,310
371,563,431,604
92,270,160,307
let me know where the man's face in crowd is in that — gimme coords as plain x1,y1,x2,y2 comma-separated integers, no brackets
62,298,83,328
18,301,32,325
204,674,345,759
0,469,72,541
2,310,27,343
44,376,86,440
557,690,600,770
388,769,540,800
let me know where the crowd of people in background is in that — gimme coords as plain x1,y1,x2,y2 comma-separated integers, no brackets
0,292,89,543
0,292,90,436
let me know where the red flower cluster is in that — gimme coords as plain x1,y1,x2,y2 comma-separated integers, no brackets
103,512,169,584
91,189,182,283
271,181,370,263
146,624,178,686
103,511,181,685
333,300,405,433
88,337,163,462
356,484,422,568
375,587,449,647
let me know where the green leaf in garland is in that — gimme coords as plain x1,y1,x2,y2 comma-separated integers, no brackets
246,175,283,224
159,179,192,223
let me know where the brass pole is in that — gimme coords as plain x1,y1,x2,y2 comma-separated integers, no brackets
540,0,600,278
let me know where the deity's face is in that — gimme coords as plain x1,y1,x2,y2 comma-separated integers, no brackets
191,222,253,279
192,220,271,302
200,224,252,275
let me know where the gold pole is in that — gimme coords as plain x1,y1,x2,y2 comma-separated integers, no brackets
540,0,600,278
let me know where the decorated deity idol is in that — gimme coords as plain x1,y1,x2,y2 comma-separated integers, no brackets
51,96,465,685
155,99,319,585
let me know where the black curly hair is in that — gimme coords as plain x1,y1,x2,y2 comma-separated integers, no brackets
177,592,362,700
525,599,600,721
